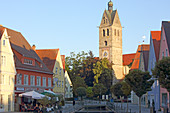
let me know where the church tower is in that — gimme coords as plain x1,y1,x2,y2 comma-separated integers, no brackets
99,0,124,80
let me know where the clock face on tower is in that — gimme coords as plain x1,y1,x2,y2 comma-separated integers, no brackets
103,51,108,58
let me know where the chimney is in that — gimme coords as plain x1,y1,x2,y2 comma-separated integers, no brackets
32,44,36,51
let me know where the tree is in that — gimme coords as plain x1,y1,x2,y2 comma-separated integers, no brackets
73,76,86,96
125,69,154,113
93,58,114,84
110,82,125,109
86,87,93,98
93,84,107,98
121,81,132,113
152,57,170,92
99,68,113,94
76,87,86,100
65,51,88,82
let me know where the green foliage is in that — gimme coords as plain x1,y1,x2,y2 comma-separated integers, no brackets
86,87,93,98
93,84,107,97
73,76,86,96
76,87,86,97
121,81,131,96
93,58,114,85
111,82,125,97
98,68,113,94
125,69,154,97
38,94,58,106
152,57,170,92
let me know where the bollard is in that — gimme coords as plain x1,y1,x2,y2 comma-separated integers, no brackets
130,108,131,113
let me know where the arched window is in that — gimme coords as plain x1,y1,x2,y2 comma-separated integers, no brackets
105,41,107,46
114,29,116,36
117,30,119,36
107,29,109,36
103,29,105,37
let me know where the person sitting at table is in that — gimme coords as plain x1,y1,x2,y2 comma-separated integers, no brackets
33,104,40,113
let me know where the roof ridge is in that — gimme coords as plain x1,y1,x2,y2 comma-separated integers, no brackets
36,49,59,51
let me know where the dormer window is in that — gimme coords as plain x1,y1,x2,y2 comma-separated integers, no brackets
24,59,33,65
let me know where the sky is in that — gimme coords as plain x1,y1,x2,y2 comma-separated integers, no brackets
1,0,170,57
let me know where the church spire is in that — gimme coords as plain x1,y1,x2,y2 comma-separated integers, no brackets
108,0,113,11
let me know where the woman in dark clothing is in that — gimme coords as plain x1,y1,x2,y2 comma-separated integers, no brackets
33,104,40,113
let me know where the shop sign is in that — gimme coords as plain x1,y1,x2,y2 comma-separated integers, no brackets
16,87,24,91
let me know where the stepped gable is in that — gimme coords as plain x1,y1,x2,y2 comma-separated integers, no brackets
123,53,136,66
151,31,161,61
36,49,59,71
0,26,52,74
162,21,170,53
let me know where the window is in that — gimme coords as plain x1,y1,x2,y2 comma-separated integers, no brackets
162,93,167,107
106,19,107,23
117,30,119,36
55,67,58,74
103,17,105,24
43,77,46,87
48,78,51,87
24,59,33,65
3,40,5,46
162,51,164,57
103,29,105,37
59,81,61,87
107,29,109,36
9,76,11,85
114,29,116,36
30,75,35,86
1,56,6,66
0,94,4,109
57,81,59,87
60,69,62,75
62,81,64,88
24,75,28,85
104,20,105,24
0,75,4,84
105,41,107,46
17,74,22,85
166,49,168,57
37,76,41,86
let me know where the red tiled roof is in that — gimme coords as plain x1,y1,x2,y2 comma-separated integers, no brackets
151,31,161,61
61,55,65,71
36,49,59,71
0,27,5,40
131,44,150,70
0,26,52,74
123,53,136,66
94,57,99,60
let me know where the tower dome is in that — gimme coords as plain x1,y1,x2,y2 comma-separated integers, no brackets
108,0,113,11
108,0,113,7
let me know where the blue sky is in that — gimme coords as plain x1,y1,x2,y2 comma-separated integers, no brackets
1,0,170,57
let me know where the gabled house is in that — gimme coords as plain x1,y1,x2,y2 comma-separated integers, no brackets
0,27,16,112
122,53,136,76
0,26,53,111
147,31,161,111
36,49,65,96
61,55,73,98
130,44,150,106
159,21,170,110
